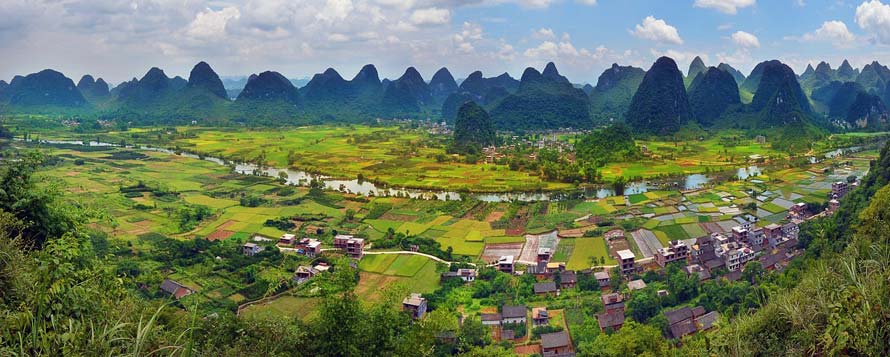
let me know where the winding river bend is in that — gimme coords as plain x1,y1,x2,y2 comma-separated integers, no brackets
22,138,849,202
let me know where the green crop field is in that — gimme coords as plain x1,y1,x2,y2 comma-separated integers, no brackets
239,296,321,321
566,237,614,270
160,126,571,192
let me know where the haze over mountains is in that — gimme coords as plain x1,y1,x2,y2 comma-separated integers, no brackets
2,56,889,136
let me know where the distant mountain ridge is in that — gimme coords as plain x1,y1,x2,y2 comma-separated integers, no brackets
2,57,889,134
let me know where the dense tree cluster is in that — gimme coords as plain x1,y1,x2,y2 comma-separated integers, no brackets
574,123,641,167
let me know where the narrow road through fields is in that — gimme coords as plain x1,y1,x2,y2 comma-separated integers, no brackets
362,250,477,266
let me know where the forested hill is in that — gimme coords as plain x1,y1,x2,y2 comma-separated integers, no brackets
625,56,692,136
489,62,591,130
588,63,646,124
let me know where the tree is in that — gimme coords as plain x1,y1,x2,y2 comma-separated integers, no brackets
457,317,491,352
0,151,83,247
741,261,765,284
578,321,668,357
666,262,698,302
627,288,661,322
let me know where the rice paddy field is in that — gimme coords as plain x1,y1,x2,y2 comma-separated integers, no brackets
166,126,569,192
35,145,331,244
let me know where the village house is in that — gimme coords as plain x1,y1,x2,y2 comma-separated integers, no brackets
684,264,711,281
278,233,296,246
540,331,574,357
292,265,319,283
597,309,625,332
789,202,809,219
617,249,636,275
601,293,625,313
763,223,783,244
296,237,322,257
759,247,789,271
783,220,801,240
497,255,515,274
627,279,647,291
501,305,527,324
831,181,850,199
827,199,840,214
526,261,549,278
731,226,748,242
691,235,714,259
546,262,566,274
537,247,553,262
534,281,558,296
314,262,331,273
749,227,766,247
242,242,264,256
663,306,719,339
402,293,428,320
441,268,477,282
594,271,611,287
160,279,194,300
718,242,756,271
532,307,549,326
333,234,365,259
559,270,577,289
655,240,689,267
481,313,502,326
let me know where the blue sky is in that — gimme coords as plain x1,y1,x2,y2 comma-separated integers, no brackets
1,0,889,85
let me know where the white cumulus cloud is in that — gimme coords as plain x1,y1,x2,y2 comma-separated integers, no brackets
186,7,240,40
856,0,890,44
632,16,683,45
731,30,760,48
533,27,556,39
693,0,756,15
801,20,856,47
410,7,451,25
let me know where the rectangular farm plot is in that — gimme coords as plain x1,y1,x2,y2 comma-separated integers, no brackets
656,225,691,241
631,229,664,258
566,237,615,270
518,231,560,263
681,224,707,238
396,221,433,236
183,194,238,209
365,219,403,233
760,202,788,214
382,255,431,277
358,254,399,273
434,236,484,257
484,236,526,244
481,243,524,262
